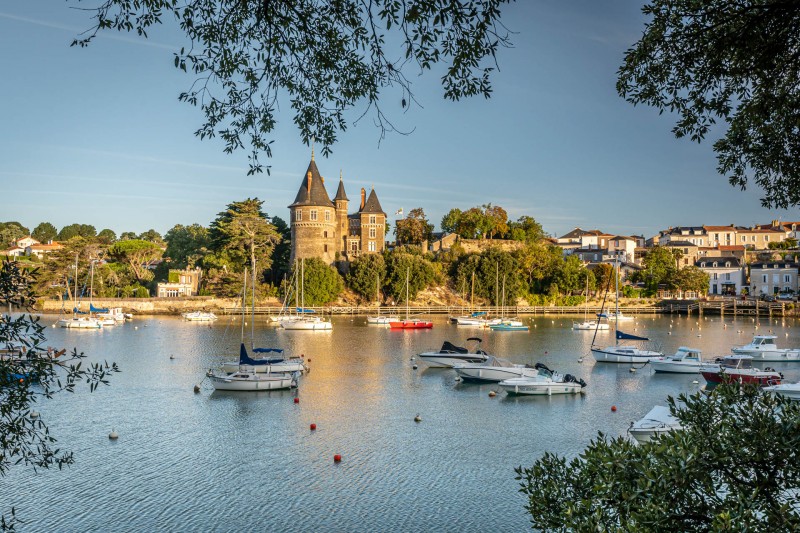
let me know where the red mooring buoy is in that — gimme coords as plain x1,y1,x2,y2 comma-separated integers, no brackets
611,405,617,412
334,454,342,462
293,397,300,404
310,423,317,430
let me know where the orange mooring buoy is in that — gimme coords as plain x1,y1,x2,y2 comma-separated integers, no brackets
611,405,617,412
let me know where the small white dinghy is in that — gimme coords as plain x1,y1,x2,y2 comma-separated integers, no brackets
628,405,682,444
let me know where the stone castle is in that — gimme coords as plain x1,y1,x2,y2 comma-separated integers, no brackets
289,154,386,265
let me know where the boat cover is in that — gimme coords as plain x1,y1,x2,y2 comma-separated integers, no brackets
296,307,316,314
239,344,285,365
617,330,649,341
90,304,109,313
73,308,88,315
252,347,284,354
440,341,468,354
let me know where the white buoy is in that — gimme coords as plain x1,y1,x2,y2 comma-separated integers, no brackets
414,414,422,422
577,357,584,363
629,367,636,373
134,326,138,330
410,356,415,361
108,429,119,440
30,411,39,419
412,364,418,370
692,380,699,384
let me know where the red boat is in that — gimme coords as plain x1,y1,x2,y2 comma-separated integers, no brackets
388,319,433,329
700,355,782,386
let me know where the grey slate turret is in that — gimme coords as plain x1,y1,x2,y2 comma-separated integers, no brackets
359,188,386,215
289,160,335,208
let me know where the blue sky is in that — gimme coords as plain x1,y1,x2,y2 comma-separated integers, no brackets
0,1,795,240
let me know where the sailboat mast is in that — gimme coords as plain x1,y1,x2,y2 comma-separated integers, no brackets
241,267,247,341
89,259,94,308
73,253,79,318
301,258,305,313
406,266,410,320
251,259,256,348
615,256,619,346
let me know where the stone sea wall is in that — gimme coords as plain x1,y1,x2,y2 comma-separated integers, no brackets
35,296,281,315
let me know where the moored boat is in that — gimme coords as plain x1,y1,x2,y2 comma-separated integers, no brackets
498,364,586,396
650,347,705,374
489,319,529,331
764,382,800,401
281,316,333,330
221,345,307,374
700,355,782,386
182,311,218,321
418,338,490,368
210,367,296,391
573,320,609,331
628,405,681,444
453,357,540,382
730,335,800,362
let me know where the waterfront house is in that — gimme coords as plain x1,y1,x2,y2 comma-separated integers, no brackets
156,268,202,297
696,257,746,296
662,241,700,268
704,225,737,248
749,260,799,296
607,235,637,263
26,240,64,258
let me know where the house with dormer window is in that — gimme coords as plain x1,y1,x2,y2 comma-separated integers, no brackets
696,257,745,296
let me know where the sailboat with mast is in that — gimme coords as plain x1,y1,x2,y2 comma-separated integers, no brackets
573,275,609,330
367,272,392,325
281,258,332,330
57,254,102,329
388,268,433,329
590,257,662,363
488,274,528,331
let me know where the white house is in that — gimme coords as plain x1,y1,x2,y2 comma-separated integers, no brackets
749,261,799,296
696,257,745,296
607,235,637,263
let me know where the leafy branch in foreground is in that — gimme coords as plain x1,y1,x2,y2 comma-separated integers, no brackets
516,382,800,531
72,0,513,174
1,260,119,530
618,0,800,209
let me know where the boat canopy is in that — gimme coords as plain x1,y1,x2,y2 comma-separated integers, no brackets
296,307,316,314
616,330,649,341
470,312,487,317
90,304,109,313
239,343,284,365
73,307,88,315
252,347,284,354
441,341,468,354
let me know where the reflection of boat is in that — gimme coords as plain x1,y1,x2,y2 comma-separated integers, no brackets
454,357,541,383
498,363,586,396
650,347,704,374
765,382,800,401
182,311,218,321
628,405,681,444
700,355,782,386
731,335,800,362
388,267,432,329
418,338,489,368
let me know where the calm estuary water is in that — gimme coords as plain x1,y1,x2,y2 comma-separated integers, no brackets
3,313,800,531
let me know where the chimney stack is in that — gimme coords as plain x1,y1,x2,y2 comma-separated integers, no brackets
360,188,366,210
307,171,312,194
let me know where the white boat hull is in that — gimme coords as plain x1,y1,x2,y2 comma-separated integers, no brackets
366,316,393,325
730,348,800,362
629,406,681,444
454,364,539,383
499,379,583,396
591,347,662,364
418,353,489,368
629,426,675,444
210,373,294,391
221,361,306,374
281,319,332,330
650,360,702,373
58,318,102,329
573,321,609,331
182,312,218,321
765,383,800,401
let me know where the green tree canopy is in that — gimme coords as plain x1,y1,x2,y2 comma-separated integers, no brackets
440,208,462,235
0,221,29,247
32,222,57,243
267,216,292,284
346,253,387,302
672,265,709,294
618,0,800,208
119,231,137,241
553,254,586,296
208,198,280,273
508,215,545,243
394,208,434,245
384,249,436,302
513,242,564,294
453,247,521,305
297,258,343,306
108,239,163,284
637,245,678,294
97,228,117,244
137,229,163,243
164,223,210,269
517,383,800,531
57,223,97,241
74,0,512,173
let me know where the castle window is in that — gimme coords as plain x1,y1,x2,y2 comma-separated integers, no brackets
323,231,328,238
310,210,318,221
350,241,358,252
368,241,376,252
324,244,328,253
369,215,376,224
325,211,331,222
369,228,376,239
295,210,302,222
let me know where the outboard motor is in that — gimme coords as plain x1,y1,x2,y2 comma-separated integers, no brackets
534,362,553,373
563,374,588,388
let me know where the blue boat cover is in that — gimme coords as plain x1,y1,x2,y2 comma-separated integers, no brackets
90,304,109,313
239,343,285,365
616,330,649,341
252,347,284,354
73,307,88,315
470,311,487,317
295,307,316,314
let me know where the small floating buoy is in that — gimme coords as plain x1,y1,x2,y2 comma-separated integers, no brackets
134,326,138,330
193,384,200,393
488,391,497,398
30,411,39,419
310,423,317,430
333,454,342,463
414,414,422,422
307,358,311,363
412,364,418,370
454,376,461,382
577,357,584,363
668,332,672,335
629,367,636,373
206,370,213,377
692,380,699,384
170,354,175,360
544,351,548,355
611,405,617,412
293,397,299,404
51,324,56,328
697,334,702,337
108,429,119,440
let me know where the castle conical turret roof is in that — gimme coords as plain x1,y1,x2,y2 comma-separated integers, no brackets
334,174,348,201
289,159,335,208
360,188,386,215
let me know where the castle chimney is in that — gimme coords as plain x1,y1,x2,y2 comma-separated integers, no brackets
307,171,312,194
360,188,366,210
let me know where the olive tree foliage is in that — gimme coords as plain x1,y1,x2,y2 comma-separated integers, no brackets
73,0,513,174
107,239,163,284
0,222,29,248
618,0,800,208
163,223,210,269
516,383,800,531
0,260,118,530
346,253,387,302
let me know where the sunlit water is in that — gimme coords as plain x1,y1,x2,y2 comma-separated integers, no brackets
3,313,800,531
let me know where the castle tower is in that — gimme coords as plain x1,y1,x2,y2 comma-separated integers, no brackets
333,170,349,258
288,154,338,265
357,187,387,254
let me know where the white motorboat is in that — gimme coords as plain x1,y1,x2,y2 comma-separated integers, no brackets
628,405,682,444
221,345,307,374
731,335,800,362
182,311,218,321
57,316,103,329
96,307,127,323
700,355,782,387
498,364,587,396
453,357,541,382
650,347,705,373
366,316,393,325
281,316,332,330
598,311,634,322
764,382,800,401
572,320,609,331
418,338,490,368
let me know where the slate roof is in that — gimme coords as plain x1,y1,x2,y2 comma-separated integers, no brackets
334,176,348,201
289,159,335,208
559,227,588,240
359,189,386,215
696,257,742,268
